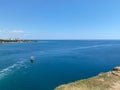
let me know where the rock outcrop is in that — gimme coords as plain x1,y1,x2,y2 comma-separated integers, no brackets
55,66,120,90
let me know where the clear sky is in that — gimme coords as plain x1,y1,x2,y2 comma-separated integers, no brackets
0,0,120,39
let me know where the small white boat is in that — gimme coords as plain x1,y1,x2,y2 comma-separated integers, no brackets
30,56,34,63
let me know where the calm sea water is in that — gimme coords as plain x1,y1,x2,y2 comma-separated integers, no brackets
0,40,120,90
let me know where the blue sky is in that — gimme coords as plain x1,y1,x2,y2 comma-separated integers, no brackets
0,0,120,39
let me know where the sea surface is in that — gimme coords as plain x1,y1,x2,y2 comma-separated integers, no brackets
0,40,120,90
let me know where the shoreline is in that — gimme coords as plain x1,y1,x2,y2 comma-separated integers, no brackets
55,66,120,90
0,40,37,44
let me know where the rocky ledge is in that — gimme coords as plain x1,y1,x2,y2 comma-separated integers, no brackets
55,66,120,90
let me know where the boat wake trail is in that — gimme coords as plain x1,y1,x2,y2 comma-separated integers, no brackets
0,60,28,80
50,44,120,54
71,44,120,50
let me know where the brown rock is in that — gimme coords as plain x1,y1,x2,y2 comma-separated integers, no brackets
113,67,120,71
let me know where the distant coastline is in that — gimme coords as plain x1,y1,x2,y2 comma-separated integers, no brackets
0,39,37,44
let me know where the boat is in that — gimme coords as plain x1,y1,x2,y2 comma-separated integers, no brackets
30,56,34,63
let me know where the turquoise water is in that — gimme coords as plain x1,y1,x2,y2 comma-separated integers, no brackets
0,40,120,90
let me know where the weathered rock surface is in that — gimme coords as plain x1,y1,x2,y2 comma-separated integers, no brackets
55,66,120,90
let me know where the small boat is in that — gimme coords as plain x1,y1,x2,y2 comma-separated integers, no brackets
30,56,34,63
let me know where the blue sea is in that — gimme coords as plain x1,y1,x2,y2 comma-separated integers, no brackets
0,40,120,90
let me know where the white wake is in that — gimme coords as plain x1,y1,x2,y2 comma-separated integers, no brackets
71,44,120,50
0,60,28,80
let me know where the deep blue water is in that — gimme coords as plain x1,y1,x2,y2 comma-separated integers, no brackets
0,40,120,90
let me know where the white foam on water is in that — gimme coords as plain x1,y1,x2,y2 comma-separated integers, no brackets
0,60,28,80
48,44,120,54
71,44,120,50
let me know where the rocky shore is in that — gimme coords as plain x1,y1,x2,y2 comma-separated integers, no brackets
55,66,120,90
